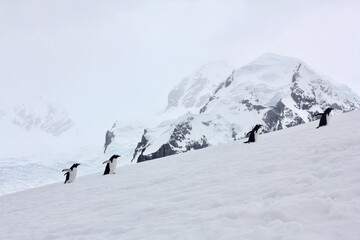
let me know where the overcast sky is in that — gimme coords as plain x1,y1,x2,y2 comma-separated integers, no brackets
1,0,359,132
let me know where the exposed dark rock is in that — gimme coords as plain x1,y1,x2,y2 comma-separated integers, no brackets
232,128,237,141
292,64,301,83
137,136,209,163
131,129,149,162
263,100,285,131
137,143,177,163
214,82,225,95
200,72,234,114
200,96,216,114
330,103,342,110
185,136,208,151
103,130,115,153
283,111,305,128
202,121,211,126
169,118,193,144
199,105,207,114
135,118,209,163
290,64,317,110
224,73,234,88
241,99,266,112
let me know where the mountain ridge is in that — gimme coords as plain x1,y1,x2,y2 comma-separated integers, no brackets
130,53,360,162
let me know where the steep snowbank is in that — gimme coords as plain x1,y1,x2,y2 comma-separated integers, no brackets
1,110,360,239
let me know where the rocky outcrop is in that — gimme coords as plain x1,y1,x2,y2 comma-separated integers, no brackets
241,99,266,112
134,117,209,163
104,130,115,153
263,100,286,131
137,143,177,163
131,129,149,162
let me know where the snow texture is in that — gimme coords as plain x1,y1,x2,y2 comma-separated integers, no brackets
1,110,360,240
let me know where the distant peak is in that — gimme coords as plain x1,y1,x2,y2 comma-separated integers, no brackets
251,53,302,65
197,60,233,71
193,61,235,82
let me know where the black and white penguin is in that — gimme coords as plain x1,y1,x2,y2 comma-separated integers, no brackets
316,108,333,129
103,154,121,175
62,163,80,184
244,124,262,143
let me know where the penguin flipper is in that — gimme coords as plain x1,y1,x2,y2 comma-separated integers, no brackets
103,163,110,175
64,172,70,184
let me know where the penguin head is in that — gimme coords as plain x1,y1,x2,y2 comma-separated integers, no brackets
72,163,81,168
110,154,121,160
254,124,262,131
325,107,333,114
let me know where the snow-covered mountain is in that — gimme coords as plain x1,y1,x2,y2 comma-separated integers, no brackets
0,96,107,196
0,62,235,196
132,53,360,162
0,96,74,137
1,110,360,239
104,62,234,160
103,121,148,162
4,53,358,196
199,53,359,130
163,61,234,116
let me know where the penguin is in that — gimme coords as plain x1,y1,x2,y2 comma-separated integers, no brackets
103,154,121,175
244,124,262,143
316,108,333,129
62,163,80,184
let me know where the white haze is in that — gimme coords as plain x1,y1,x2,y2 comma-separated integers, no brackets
1,0,359,140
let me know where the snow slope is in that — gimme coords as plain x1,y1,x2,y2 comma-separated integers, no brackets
1,110,360,240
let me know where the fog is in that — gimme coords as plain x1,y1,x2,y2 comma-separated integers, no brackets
1,0,359,134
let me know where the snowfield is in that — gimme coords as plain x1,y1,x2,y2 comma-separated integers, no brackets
1,110,360,240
